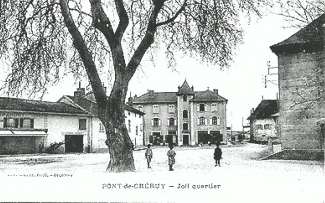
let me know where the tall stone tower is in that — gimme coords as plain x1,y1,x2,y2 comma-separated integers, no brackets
177,80,194,145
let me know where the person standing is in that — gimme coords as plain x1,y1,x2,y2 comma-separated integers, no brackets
167,144,176,171
145,144,153,168
214,144,222,167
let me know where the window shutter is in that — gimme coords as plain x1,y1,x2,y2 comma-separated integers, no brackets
14,118,19,128
197,105,199,111
3,118,7,128
205,118,208,125
30,119,34,128
167,118,170,126
159,119,161,126
210,118,212,125
217,117,221,125
197,118,200,125
20,118,24,128
174,119,177,126
151,119,154,126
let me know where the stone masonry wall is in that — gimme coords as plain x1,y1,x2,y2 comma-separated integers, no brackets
278,49,325,150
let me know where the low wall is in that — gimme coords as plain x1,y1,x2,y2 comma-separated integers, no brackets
266,149,324,161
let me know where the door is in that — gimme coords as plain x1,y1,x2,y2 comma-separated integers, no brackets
183,134,189,145
198,131,209,144
152,132,163,145
65,135,83,153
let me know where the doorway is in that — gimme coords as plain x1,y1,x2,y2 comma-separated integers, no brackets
65,135,83,153
183,134,189,145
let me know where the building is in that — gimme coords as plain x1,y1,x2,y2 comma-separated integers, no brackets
59,85,145,152
270,14,325,153
248,100,279,143
0,97,92,154
130,80,227,146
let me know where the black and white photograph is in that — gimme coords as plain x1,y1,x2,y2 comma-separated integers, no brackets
0,0,324,202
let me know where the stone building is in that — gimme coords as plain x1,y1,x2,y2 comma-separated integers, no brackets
270,14,325,153
59,85,145,152
0,97,92,154
130,80,227,146
248,100,279,143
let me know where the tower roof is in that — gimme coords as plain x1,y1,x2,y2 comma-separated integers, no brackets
270,13,325,54
177,80,194,95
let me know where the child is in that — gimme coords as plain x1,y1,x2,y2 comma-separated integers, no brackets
145,144,153,168
214,144,222,167
167,144,176,171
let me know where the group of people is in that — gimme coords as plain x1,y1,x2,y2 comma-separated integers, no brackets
144,143,222,171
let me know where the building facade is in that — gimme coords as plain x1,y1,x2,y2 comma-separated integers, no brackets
248,100,279,143
131,80,227,146
270,14,325,151
0,97,92,154
59,85,145,152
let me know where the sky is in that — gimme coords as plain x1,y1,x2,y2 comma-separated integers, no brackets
0,12,298,131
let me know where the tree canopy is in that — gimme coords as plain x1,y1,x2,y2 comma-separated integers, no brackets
0,0,270,98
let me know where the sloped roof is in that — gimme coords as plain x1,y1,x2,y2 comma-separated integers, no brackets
0,97,88,115
270,13,325,54
68,94,145,115
248,100,278,120
177,80,194,95
133,90,227,104
190,90,227,102
133,92,177,104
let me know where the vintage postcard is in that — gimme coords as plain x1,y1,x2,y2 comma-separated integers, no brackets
0,0,324,202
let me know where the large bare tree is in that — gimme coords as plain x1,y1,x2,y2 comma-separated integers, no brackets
0,0,269,172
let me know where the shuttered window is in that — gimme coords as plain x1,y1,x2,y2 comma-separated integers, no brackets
79,119,87,130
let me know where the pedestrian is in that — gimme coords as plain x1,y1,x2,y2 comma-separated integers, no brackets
167,143,176,171
145,144,153,168
214,144,222,167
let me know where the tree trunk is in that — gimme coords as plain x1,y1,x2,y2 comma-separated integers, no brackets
102,81,135,172
105,115,135,172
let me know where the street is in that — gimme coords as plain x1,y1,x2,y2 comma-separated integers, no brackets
0,143,323,203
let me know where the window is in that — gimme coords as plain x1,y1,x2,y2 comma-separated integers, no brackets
138,105,143,111
153,118,159,127
128,120,131,133
153,105,159,114
21,118,34,128
264,124,271,130
128,111,131,116
140,124,143,132
256,124,263,130
212,117,218,125
169,118,175,126
136,126,138,135
211,103,217,112
183,110,188,118
199,117,205,125
183,95,187,101
99,123,105,133
183,123,188,130
4,118,18,128
79,119,87,130
168,105,175,113
199,104,205,112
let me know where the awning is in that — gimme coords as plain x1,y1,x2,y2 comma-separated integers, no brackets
0,130,47,137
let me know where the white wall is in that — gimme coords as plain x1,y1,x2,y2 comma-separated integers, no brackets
253,118,277,142
91,110,144,152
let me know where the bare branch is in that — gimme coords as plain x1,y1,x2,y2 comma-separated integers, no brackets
59,0,107,108
114,0,129,41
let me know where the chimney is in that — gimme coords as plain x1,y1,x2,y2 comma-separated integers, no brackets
213,89,218,94
147,90,154,95
74,82,85,103
191,86,194,91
